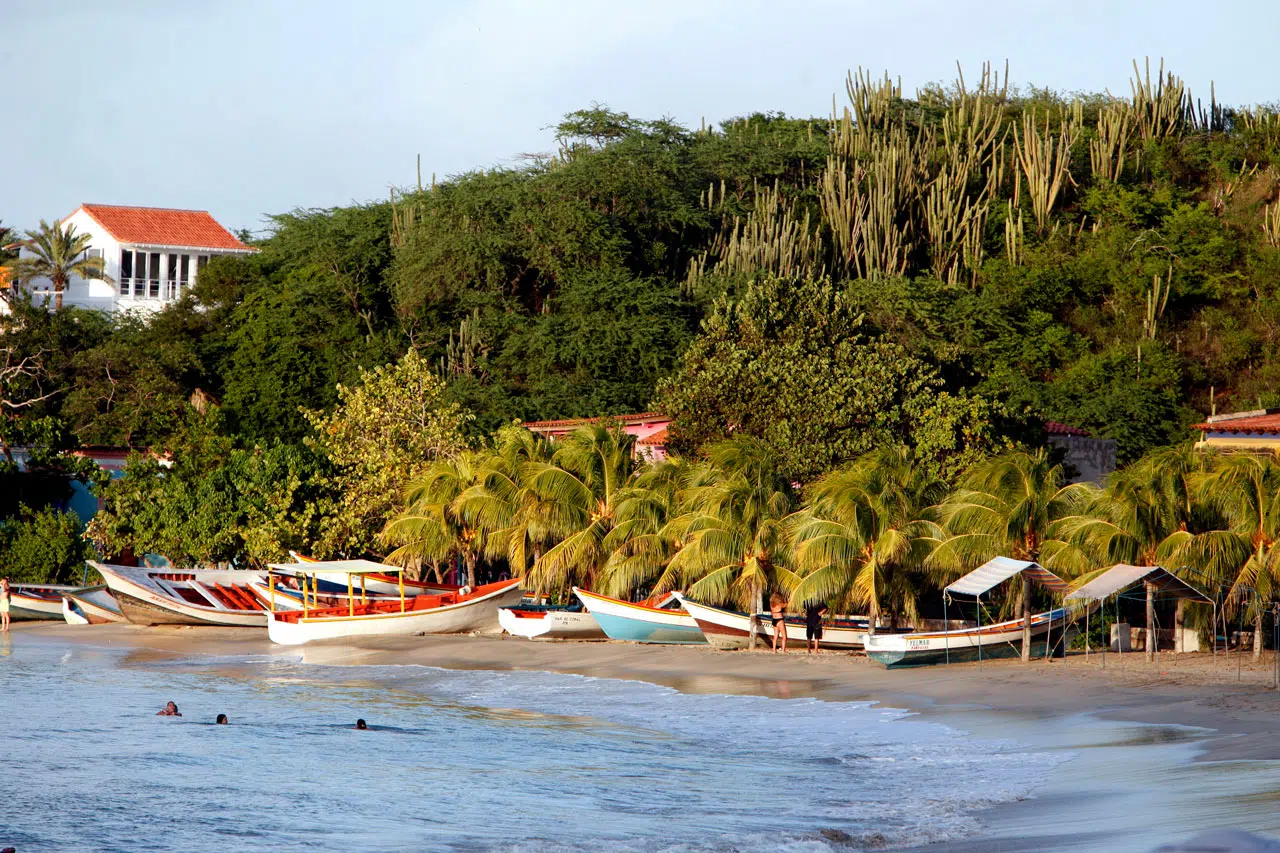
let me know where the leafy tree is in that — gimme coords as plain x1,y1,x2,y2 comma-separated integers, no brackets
306,349,473,556
6,219,110,309
790,447,947,633
0,506,90,584
657,276,1005,482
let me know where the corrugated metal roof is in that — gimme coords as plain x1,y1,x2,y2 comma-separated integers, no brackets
1065,564,1211,602
945,556,1071,597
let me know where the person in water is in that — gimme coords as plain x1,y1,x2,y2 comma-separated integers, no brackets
804,600,829,654
769,592,788,653
216,714,228,725
157,701,181,717
0,577,10,633
355,719,368,730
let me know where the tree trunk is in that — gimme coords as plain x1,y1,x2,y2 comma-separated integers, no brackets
1021,573,1032,662
1174,598,1185,653
54,286,64,310
465,553,477,589
748,584,762,650
1255,602,1264,660
1145,581,1155,662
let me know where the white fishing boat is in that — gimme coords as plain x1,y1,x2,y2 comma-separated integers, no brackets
9,584,80,620
572,588,706,644
265,561,523,645
498,606,605,640
674,593,870,650
93,562,269,627
864,607,1070,667
61,585,127,625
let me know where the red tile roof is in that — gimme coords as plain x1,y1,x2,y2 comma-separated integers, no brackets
71,204,253,252
1192,411,1280,435
1045,421,1089,437
523,412,668,429
636,427,668,446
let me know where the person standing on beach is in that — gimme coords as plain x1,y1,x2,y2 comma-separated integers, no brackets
769,592,788,652
804,600,828,654
0,578,10,632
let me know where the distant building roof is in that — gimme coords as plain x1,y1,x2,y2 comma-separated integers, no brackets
636,427,668,446
70,204,254,252
1191,409,1280,435
523,411,668,430
1045,421,1089,437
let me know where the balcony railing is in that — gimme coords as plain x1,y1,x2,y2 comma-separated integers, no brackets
119,278,186,300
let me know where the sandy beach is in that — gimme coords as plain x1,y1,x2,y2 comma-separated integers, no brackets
16,622,1280,851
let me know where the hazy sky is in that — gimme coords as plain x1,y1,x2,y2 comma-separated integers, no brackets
4,0,1278,236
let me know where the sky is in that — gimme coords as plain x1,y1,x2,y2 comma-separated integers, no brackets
4,0,1279,236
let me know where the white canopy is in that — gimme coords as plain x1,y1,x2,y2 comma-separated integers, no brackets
1065,564,1211,603
267,559,403,576
945,556,1071,597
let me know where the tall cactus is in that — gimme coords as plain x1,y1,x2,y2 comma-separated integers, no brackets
1013,104,1081,233
439,308,488,378
1089,102,1133,183
686,180,824,289
1129,57,1191,143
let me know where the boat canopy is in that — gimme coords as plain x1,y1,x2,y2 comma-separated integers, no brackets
1064,564,1211,603
945,556,1071,598
267,559,404,576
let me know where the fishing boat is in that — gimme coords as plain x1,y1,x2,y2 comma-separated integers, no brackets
864,607,1070,668
93,562,270,627
674,594,870,650
61,585,126,625
498,604,606,640
246,579,406,611
572,588,706,644
8,584,80,620
265,561,523,645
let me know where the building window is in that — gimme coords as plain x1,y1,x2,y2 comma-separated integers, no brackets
166,253,179,299
180,254,190,289
119,250,133,296
133,251,147,297
148,252,161,298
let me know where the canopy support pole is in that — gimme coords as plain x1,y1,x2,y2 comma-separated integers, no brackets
977,593,983,671
348,574,355,617
943,594,950,667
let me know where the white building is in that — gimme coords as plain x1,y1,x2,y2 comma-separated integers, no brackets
9,204,255,313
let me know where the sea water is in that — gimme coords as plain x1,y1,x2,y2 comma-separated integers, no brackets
0,635,1068,852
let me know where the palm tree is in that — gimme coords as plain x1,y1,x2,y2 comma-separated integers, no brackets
382,452,484,587
1055,445,1212,656
1180,453,1280,660
789,447,947,635
657,436,796,620
455,427,558,584
525,424,638,595
596,457,688,599
932,449,1092,661
6,219,111,309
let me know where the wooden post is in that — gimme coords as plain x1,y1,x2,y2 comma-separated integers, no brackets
1021,573,1032,662
1145,581,1155,662
1174,598,1185,653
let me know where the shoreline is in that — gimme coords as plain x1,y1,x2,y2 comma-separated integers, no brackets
15,623,1280,850
18,621,1280,762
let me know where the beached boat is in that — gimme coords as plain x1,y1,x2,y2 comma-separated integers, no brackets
674,594,871,650
572,588,706,644
864,608,1069,668
61,585,126,625
8,584,80,620
283,552,459,596
246,579,405,611
265,561,523,645
498,605,606,640
93,562,269,627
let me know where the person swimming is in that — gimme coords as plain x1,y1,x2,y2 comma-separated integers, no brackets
156,701,181,717
355,718,368,730
215,714,228,725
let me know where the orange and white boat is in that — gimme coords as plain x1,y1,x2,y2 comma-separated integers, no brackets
265,561,523,645
93,562,269,627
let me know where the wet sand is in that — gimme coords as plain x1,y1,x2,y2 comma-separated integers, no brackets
16,622,1280,850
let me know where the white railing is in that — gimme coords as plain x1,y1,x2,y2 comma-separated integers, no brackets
119,278,185,300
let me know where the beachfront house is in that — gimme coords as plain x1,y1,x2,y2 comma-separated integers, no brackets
5,204,255,313
523,412,670,461
1192,408,1280,452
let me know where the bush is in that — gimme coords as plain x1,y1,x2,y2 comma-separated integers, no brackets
0,506,91,584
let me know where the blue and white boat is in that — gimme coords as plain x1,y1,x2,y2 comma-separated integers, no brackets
572,587,706,644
